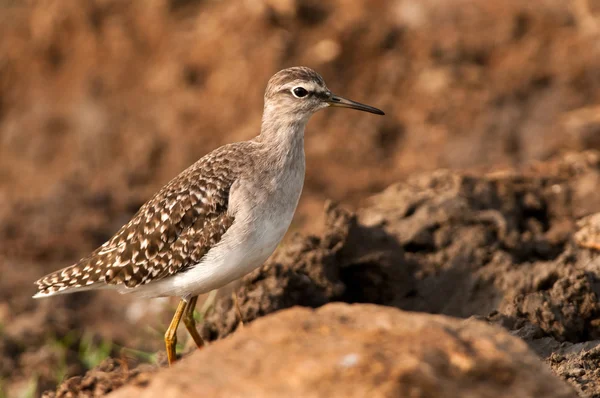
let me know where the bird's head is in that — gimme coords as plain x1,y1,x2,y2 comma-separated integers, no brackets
263,66,384,124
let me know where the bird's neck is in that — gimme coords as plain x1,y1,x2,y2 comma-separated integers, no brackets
257,110,307,168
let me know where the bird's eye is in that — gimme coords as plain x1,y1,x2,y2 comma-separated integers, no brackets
292,87,309,98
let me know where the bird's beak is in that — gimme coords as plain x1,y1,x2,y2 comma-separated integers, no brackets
326,94,385,115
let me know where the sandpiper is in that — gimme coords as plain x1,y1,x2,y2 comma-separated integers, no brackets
33,66,384,365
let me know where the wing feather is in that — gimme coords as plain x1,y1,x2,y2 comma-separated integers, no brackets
33,143,248,297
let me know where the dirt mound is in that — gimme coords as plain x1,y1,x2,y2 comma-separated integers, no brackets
111,304,577,398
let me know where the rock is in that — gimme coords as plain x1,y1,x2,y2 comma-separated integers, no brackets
511,270,600,343
549,342,600,397
111,303,576,398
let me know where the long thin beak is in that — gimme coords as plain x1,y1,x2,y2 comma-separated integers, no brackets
326,94,385,115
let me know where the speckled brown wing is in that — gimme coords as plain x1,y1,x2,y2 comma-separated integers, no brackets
33,143,246,297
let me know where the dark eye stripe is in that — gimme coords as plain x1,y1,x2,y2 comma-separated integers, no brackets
315,91,330,100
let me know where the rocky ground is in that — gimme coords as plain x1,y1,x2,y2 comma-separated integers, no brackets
2,0,600,397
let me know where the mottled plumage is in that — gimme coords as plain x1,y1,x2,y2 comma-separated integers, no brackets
33,66,383,365
34,143,248,296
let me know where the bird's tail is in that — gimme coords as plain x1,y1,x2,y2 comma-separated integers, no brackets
33,259,105,298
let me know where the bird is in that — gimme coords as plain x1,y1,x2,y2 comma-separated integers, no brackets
33,66,384,365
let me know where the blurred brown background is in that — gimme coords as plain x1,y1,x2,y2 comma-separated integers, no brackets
1,0,600,396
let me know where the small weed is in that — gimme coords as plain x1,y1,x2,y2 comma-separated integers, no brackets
48,337,69,384
47,330,113,379
195,290,217,323
117,346,158,364
17,375,38,398
192,310,203,323
78,331,113,369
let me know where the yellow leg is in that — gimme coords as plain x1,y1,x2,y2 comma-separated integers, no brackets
232,292,245,328
182,296,205,349
164,299,187,366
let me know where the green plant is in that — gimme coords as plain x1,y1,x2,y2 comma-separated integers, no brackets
78,331,113,369
48,336,69,384
194,290,217,323
117,346,158,364
17,375,38,398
